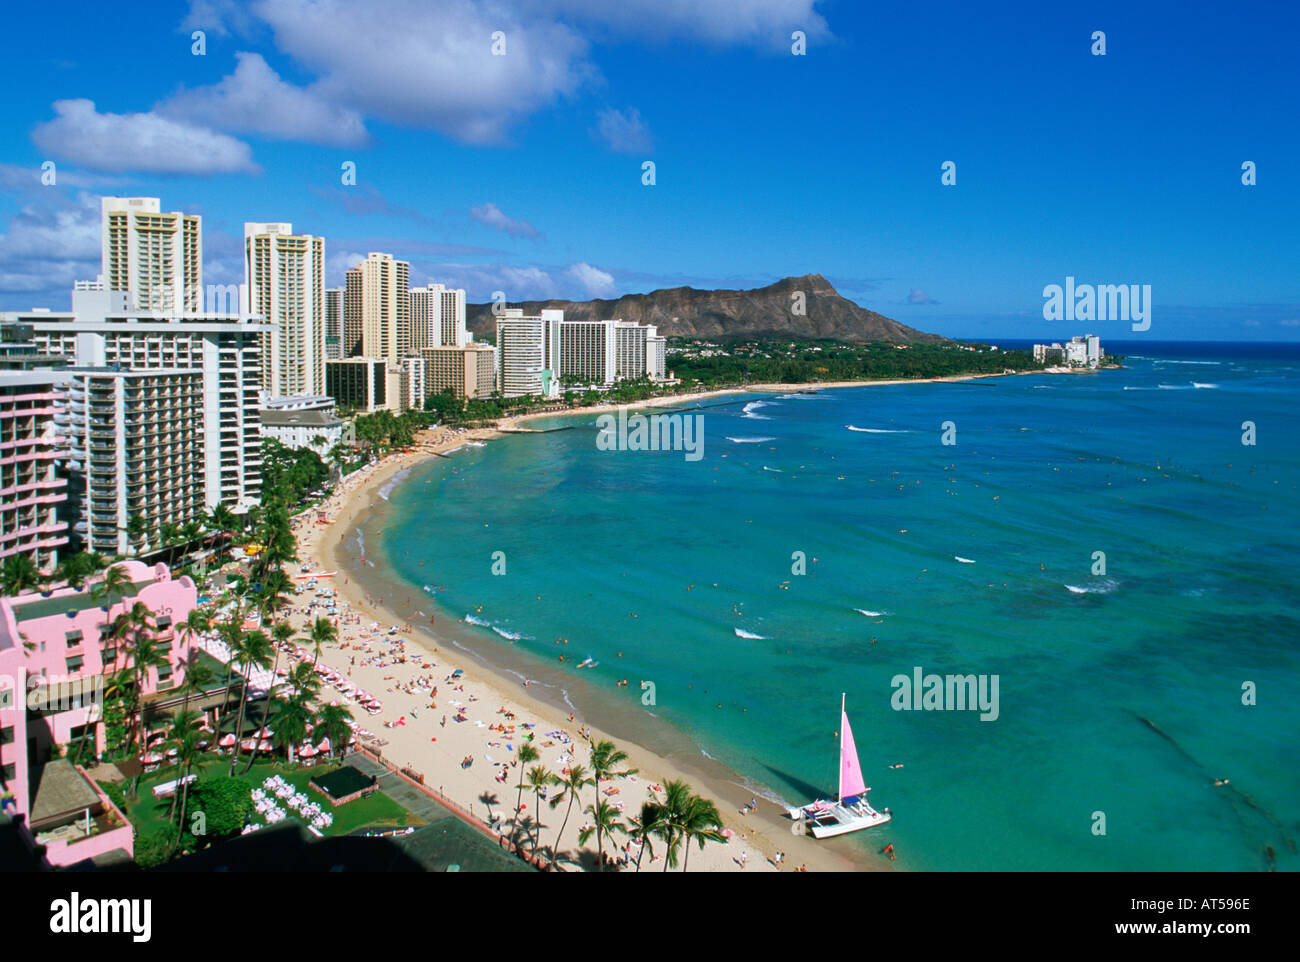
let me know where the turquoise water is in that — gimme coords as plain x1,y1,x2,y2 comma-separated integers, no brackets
380,343,1299,871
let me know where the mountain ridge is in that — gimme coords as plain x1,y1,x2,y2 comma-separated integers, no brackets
465,273,947,343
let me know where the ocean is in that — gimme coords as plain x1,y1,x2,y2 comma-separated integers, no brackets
375,341,1300,871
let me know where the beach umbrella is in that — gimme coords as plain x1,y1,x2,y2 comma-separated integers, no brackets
142,753,164,764
219,733,237,747
316,738,331,753
299,745,317,758
257,739,273,752
240,739,258,752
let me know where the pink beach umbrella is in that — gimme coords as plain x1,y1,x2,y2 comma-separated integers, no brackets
142,752,164,764
257,739,274,752
219,733,237,748
299,745,317,758
316,738,331,753
240,739,258,752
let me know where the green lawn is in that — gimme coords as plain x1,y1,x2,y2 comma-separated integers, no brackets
99,757,424,844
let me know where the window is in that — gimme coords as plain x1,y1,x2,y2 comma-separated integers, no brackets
1,763,14,782
0,726,13,746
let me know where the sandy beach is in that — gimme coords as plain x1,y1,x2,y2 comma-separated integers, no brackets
280,419,874,872
270,370,1091,871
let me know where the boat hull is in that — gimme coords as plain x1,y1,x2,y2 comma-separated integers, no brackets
788,799,891,838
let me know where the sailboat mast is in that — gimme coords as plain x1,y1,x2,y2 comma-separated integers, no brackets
837,692,845,802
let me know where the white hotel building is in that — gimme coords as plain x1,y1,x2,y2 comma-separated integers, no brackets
500,311,668,397
410,283,469,350
244,222,326,398
12,288,268,526
101,197,203,315
57,367,207,556
496,309,563,398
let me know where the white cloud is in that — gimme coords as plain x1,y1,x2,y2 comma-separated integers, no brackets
160,52,369,147
0,192,102,303
565,261,617,298
326,249,368,285
170,0,832,149
535,0,830,46
470,202,540,239
31,99,258,175
252,0,591,145
593,107,651,154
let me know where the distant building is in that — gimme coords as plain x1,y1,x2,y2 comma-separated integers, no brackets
326,358,402,413
324,287,343,360
101,197,202,314
1033,335,1102,368
421,344,497,399
244,222,326,398
410,283,469,350
399,356,425,412
495,309,562,398
260,396,342,458
345,253,410,365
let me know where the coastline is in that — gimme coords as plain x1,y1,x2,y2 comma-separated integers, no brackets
499,367,1087,430
297,423,868,872
297,368,1095,871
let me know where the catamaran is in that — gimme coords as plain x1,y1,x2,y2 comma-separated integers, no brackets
787,694,891,838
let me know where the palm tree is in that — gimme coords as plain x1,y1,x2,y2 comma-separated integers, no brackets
524,765,554,855
56,551,99,591
165,709,201,821
177,658,215,728
1,555,40,596
124,514,148,557
678,794,725,872
123,615,168,758
626,801,660,872
227,629,273,775
512,741,539,847
306,617,337,668
284,662,320,702
315,703,353,760
159,521,181,569
172,728,207,851
578,799,627,871
652,779,694,871
206,504,237,565
180,519,205,568
258,569,296,619
212,617,244,720
547,763,592,867
239,620,295,775
175,608,211,663
270,695,312,765
93,563,133,611
589,739,636,866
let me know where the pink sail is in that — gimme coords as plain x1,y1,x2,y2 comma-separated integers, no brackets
838,709,868,800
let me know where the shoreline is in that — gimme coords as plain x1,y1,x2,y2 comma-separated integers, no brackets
499,366,1094,430
295,369,1097,871
297,422,868,872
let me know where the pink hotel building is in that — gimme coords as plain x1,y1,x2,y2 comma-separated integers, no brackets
0,370,69,571
0,560,197,867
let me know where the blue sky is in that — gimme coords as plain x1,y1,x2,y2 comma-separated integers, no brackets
1,0,1296,340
